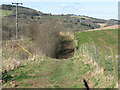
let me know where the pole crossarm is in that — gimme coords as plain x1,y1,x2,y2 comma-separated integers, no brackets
12,3,23,5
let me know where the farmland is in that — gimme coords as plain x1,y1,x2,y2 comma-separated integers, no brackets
0,10,13,16
75,29,118,80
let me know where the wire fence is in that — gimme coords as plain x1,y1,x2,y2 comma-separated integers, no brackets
77,43,118,83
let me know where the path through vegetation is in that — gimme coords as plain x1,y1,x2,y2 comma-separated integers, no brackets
3,54,115,88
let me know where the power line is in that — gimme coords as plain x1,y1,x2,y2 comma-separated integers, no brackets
12,3,23,40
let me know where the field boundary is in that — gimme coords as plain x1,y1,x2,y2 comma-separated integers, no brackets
83,25,118,32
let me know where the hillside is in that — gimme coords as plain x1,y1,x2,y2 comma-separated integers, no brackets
1,4,119,89
1,4,42,18
75,29,118,85
2,29,118,88
3,30,118,88
1,4,119,40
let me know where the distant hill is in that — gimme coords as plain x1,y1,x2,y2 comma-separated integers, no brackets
1,4,119,40
1,4,43,40
0,4,43,18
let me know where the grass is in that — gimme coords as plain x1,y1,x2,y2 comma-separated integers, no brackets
44,15,63,19
70,16,93,20
97,23,107,27
75,29,118,82
2,39,33,72
3,55,115,88
2,29,118,88
75,29,118,48
1,10,13,16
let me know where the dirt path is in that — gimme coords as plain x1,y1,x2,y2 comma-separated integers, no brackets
84,25,118,32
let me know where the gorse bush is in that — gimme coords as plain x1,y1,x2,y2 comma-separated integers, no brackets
27,19,68,58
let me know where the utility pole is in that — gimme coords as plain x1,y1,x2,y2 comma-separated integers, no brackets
12,3,23,40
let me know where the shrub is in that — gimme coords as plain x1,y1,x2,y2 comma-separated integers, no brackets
26,19,68,58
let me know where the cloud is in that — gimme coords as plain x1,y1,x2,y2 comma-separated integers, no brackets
61,4,68,8
61,3,72,10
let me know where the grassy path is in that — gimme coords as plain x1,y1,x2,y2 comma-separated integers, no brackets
3,55,115,88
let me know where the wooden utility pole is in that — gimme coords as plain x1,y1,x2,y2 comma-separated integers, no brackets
12,3,23,40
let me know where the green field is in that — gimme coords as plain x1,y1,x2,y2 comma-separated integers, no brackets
75,29,118,48
44,15,63,19
1,10,13,16
75,29,118,81
70,16,93,20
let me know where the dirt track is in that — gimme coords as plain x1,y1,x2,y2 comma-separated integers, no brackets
84,25,119,32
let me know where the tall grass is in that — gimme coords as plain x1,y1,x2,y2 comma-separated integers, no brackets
110,48,118,83
2,39,32,73
75,29,118,83
101,46,106,74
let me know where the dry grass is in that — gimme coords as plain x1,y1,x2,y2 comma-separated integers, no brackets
84,25,118,32
2,39,32,73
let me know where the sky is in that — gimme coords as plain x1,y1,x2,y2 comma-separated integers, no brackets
0,0,119,20
1,0,119,2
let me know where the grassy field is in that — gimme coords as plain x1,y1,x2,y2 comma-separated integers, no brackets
75,29,118,82
75,29,118,48
1,10,13,16
97,23,107,27
70,16,93,20
44,15,64,19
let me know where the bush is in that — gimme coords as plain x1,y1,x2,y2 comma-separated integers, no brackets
26,19,68,58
